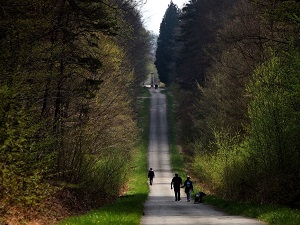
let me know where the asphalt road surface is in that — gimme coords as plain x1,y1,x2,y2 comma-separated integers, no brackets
141,88,264,225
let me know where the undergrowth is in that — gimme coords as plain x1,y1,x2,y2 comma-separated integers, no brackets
60,88,150,225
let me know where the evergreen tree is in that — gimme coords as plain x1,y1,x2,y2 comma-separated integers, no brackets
173,0,235,144
155,1,180,85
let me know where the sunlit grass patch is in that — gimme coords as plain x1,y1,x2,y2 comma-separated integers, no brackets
63,193,147,225
257,207,300,225
204,195,300,225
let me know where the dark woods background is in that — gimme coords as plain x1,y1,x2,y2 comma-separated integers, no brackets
156,0,300,206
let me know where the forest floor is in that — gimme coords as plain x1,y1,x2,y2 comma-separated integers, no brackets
0,189,99,225
1,199,67,224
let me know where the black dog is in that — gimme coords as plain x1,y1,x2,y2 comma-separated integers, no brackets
194,192,206,204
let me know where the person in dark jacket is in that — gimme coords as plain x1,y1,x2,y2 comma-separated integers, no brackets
171,173,182,201
148,168,155,185
181,176,194,202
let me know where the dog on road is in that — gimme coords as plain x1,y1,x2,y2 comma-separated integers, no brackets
194,192,206,204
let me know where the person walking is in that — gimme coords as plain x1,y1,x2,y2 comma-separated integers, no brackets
148,168,155,185
171,173,182,201
182,176,194,202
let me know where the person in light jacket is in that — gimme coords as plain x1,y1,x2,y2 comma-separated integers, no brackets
181,176,193,202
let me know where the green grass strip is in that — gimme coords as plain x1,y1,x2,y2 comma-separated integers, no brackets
205,195,300,225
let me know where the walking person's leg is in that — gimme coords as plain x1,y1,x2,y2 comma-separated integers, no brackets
187,189,191,202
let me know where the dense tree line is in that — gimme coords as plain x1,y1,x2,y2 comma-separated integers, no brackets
157,0,300,205
0,0,151,214
155,1,180,85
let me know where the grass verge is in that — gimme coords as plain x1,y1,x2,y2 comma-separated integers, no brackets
165,90,185,176
204,196,300,225
60,88,150,225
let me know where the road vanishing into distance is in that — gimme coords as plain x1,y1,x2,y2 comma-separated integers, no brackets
141,88,264,225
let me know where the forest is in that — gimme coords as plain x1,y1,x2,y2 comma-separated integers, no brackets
156,0,300,206
1,0,300,223
0,0,153,222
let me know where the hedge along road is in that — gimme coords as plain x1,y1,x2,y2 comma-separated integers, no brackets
141,88,264,225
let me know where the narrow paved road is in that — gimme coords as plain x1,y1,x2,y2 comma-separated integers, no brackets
141,88,264,225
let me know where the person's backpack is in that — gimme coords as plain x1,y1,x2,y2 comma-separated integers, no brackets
186,181,191,188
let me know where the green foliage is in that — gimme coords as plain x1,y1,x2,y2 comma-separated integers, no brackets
192,129,246,196
60,86,151,225
0,85,56,206
118,5,153,90
192,48,300,205
61,144,149,224
0,0,152,217
169,0,300,207
245,49,300,203
76,152,130,198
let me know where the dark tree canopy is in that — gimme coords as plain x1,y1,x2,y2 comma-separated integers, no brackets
155,1,180,85
175,0,236,90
